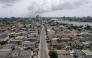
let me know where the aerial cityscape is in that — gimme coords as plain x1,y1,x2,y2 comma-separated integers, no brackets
0,0,92,58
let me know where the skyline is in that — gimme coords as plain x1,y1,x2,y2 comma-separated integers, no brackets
0,0,92,17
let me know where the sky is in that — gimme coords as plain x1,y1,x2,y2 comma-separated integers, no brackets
0,0,92,17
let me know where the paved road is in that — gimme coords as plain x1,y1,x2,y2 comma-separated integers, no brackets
40,25,48,58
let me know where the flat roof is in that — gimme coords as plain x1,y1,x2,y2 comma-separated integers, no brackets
24,41,30,42
82,42,89,45
0,34,8,39
16,36,25,39
82,50,92,55
30,33,38,35
70,32,78,35
0,49,11,52
61,38,70,40
58,55,74,58
51,38,59,40
26,38,36,40
56,50,70,55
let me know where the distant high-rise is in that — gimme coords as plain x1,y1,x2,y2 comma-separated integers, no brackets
36,15,40,20
87,16,91,20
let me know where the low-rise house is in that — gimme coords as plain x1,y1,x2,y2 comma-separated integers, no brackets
61,38,70,42
26,38,37,42
56,31,63,38
22,41,36,49
9,32,22,38
74,40,83,49
12,47,21,58
29,32,38,35
80,32,90,37
74,49,86,58
51,43,65,50
21,31,28,36
82,42,90,48
0,34,9,41
51,42,70,50
0,49,11,58
28,34,39,38
70,32,78,36
51,38,59,43
56,50,74,58
2,43,17,49
10,39,22,45
86,41,92,45
69,42,77,48
82,50,92,58
63,33,70,37
9,32,15,38
30,31,38,34
47,30,55,39
17,50,32,58
15,36,26,40
52,26,60,31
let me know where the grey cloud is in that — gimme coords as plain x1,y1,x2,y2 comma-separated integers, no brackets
91,5,92,8
0,0,20,7
28,0,92,13
0,0,19,3
1,3,13,8
5,3,13,6
1,6,7,8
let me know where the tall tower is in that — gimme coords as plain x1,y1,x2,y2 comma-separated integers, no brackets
36,15,40,20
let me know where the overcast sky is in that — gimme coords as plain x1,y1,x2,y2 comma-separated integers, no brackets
0,0,92,17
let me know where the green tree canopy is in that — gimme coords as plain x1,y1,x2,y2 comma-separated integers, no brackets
0,41,8,45
49,50,58,58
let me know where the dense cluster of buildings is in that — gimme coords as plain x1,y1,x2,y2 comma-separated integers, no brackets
44,20,92,58
0,17,92,58
0,19,41,58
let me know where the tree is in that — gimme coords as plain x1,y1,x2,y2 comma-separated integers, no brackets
0,41,8,45
49,50,58,58
5,22,11,24
70,25,78,30
56,22,59,25
84,24,91,30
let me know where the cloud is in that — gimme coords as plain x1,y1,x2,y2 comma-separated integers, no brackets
28,0,92,13
0,0,19,3
0,0,20,8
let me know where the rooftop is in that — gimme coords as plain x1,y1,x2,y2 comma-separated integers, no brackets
74,49,84,55
51,38,59,40
82,50,92,55
56,50,70,55
0,34,8,39
16,36,26,39
18,50,31,58
26,38,36,40
58,55,74,58
29,33,38,35
82,42,89,45
70,32,78,35
0,49,11,52
3,43,17,49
